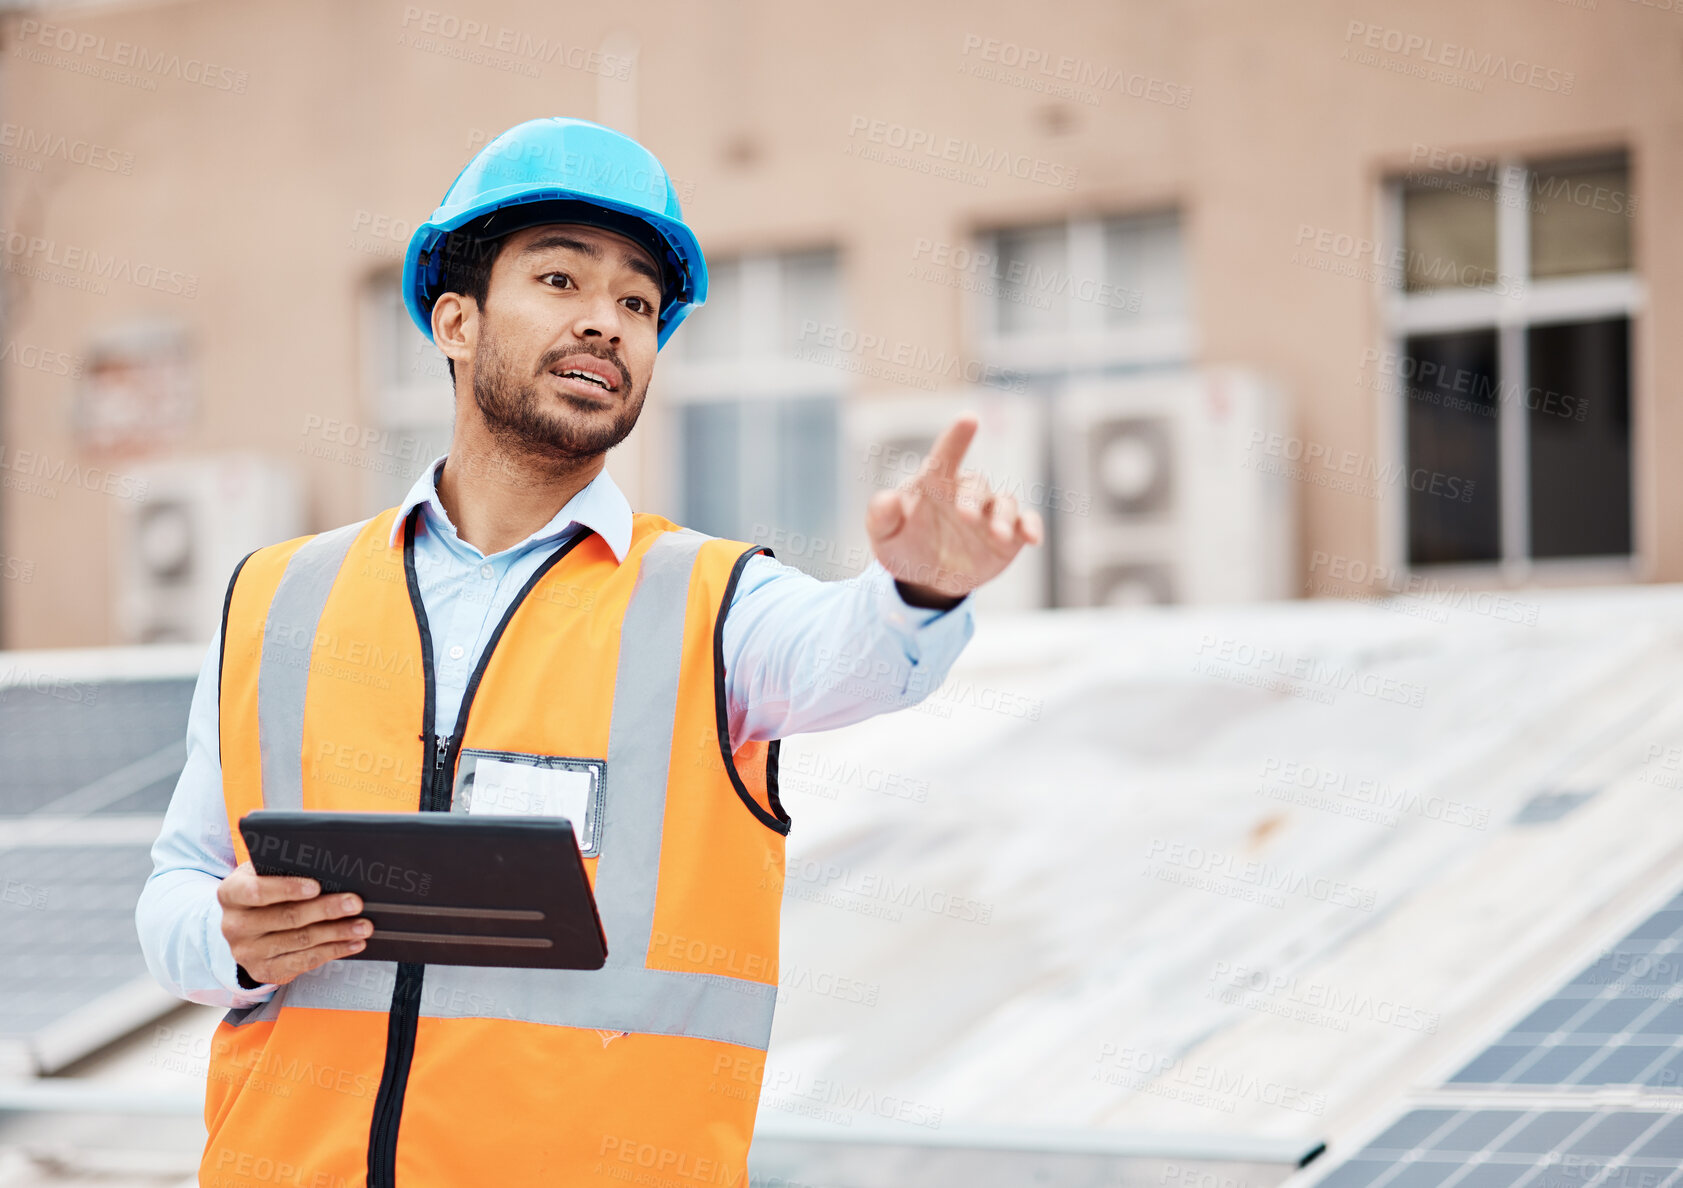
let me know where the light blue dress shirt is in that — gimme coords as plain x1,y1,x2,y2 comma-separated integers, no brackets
136,456,975,1008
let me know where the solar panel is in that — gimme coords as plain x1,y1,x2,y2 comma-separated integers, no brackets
0,677,194,815
1313,1108,1681,1187
1311,883,1683,1185
1446,898,1683,1090
0,669,196,1073
0,845,159,1038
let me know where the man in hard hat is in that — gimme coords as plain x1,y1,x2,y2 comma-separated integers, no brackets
138,116,1041,1187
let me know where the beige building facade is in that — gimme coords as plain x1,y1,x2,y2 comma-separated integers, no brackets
1,0,1675,646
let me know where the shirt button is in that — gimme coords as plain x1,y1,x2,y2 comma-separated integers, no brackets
480,564,494,579
448,645,465,661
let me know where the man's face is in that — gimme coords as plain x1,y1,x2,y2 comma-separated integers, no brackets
466,222,663,463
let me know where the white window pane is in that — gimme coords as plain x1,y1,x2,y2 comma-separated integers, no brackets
1104,212,1188,325
777,250,843,359
995,224,1069,336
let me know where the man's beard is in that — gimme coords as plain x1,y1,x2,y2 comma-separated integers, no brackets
470,321,646,464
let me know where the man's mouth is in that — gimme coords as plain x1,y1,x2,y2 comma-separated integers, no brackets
548,355,621,394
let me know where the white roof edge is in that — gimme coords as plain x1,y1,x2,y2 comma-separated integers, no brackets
753,1115,1326,1165
0,643,207,684
29,976,186,1075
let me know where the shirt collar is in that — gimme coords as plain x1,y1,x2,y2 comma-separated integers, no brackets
386,454,633,563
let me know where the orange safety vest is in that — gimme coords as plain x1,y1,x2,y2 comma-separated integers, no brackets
204,505,790,1188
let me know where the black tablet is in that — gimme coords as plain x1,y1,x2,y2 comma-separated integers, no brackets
237,810,607,970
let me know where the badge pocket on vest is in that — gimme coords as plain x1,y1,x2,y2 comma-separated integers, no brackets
449,749,607,857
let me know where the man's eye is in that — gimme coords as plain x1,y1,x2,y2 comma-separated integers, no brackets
540,272,573,289
623,296,654,314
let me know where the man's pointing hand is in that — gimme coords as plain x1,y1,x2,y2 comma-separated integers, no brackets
864,412,1044,606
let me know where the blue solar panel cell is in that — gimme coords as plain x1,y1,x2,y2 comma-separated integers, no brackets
1573,998,1655,1035
1450,1164,1530,1188
1639,1048,1683,1090
1496,1112,1598,1155
1565,1113,1667,1156
1634,1113,1683,1158
1574,1044,1674,1084
1637,1002,1683,1034
1367,1110,1460,1151
1429,1112,1527,1152
1450,1045,1531,1083
1506,1045,1602,1084
1385,1160,1466,1187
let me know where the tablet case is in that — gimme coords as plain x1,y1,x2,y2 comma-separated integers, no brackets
238,809,607,969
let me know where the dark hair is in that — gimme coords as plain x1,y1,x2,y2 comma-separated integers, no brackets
436,225,503,385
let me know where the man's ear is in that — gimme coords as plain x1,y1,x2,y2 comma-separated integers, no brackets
432,292,477,375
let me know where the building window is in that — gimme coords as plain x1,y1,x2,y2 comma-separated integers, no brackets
1385,152,1638,573
976,210,1194,378
662,250,845,566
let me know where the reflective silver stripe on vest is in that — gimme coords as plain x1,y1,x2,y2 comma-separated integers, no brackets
227,518,387,1028
256,519,370,813
242,527,779,1049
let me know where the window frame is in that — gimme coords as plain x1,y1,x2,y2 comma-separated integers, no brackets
1378,154,1646,585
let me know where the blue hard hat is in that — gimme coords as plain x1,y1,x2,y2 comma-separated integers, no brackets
403,117,706,351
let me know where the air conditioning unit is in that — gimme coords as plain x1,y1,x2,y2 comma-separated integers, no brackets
1052,369,1295,606
843,388,1047,612
112,454,305,644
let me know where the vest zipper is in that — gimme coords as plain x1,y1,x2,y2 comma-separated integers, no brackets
365,511,590,1188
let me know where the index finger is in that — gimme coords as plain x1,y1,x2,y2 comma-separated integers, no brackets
220,863,322,909
918,413,979,483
